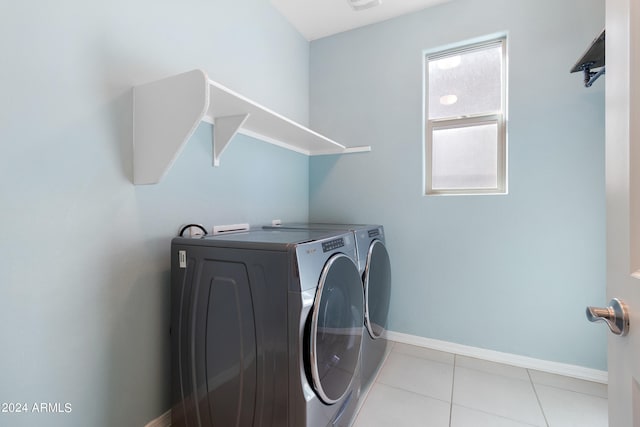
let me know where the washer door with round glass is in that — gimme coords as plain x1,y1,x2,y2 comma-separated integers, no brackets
363,240,391,339
309,253,364,404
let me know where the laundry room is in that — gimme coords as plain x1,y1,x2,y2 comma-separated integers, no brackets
2,0,632,426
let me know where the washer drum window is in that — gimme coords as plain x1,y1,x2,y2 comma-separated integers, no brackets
309,254,364,404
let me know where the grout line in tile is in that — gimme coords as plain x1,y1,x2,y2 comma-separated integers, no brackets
530,381,610,404
351,340,402,425
373,382,452,405
449,354,456,427
528,378,608,399
450,403,541,427
527,368,550,427
454,354,533,382
385,350,456,370
350,388,368,425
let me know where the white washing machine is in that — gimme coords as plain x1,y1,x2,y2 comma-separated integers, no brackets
171,229,364,427
264,223,391,391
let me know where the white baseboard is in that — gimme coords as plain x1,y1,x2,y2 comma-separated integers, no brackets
144,409,171,427
385,330,608,384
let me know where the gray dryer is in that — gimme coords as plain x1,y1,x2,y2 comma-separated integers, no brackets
263,223,391,391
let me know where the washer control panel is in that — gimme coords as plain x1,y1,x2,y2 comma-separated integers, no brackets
322,238,345,252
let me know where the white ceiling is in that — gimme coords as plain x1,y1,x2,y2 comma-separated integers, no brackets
270,0,451,41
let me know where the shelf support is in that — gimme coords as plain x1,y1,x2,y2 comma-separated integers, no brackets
133,70,209,184
583,66,606,88
213,114,250,166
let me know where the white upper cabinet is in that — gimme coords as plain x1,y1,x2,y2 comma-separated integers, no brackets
133,69,370,185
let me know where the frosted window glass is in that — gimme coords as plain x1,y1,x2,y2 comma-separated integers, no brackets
431,123,498,189
428,45,502,120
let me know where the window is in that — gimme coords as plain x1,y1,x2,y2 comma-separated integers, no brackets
425,38,507,195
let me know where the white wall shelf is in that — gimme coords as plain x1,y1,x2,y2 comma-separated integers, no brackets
133,69,370,184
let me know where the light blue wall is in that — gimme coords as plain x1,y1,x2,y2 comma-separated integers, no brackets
0,1,609,424
0,1,309,426
309,0,607,369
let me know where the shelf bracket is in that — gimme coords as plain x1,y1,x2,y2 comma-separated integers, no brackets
583,66,606,88
133,69,209,184
213,114,250,166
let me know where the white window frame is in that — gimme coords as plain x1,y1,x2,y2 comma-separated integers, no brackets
425,38,507,196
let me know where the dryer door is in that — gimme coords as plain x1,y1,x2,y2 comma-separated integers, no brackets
363,240,391,339
309,253,364,404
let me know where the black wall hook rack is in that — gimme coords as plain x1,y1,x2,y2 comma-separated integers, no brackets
570,29,605,88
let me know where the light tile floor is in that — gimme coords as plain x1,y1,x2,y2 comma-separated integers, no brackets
352,341,608,427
